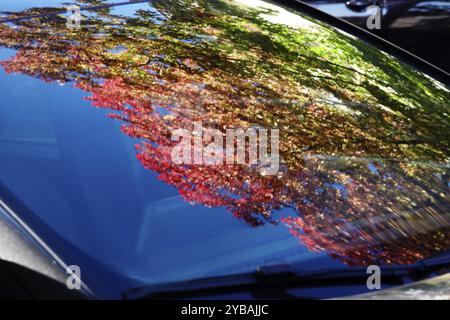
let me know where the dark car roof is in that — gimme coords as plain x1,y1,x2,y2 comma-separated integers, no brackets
0,0,449,298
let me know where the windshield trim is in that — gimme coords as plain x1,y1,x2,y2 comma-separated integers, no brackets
277,0,450,84
0,197,94,298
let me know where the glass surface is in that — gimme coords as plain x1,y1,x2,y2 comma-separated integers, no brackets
0,0,448,298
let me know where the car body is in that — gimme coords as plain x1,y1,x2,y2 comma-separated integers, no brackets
300,0,450,72
0,0,449,299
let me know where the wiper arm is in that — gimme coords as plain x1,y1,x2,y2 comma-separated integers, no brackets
122,253,450,299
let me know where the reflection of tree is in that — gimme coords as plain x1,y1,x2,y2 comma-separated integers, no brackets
281,155,450,265
0,0,449,265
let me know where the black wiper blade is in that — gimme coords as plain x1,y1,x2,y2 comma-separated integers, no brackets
122,252,450,300
121,267,396,300
120,266,405,299
421,249,450,266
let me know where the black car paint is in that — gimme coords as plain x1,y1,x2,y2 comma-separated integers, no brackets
300,0,450,72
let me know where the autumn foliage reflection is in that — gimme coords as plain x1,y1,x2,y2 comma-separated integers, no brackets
0,0,449,265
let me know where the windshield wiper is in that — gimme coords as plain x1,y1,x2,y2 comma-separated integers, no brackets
122,251,450,299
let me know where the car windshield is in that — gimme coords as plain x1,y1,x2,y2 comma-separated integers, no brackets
0,0,449,299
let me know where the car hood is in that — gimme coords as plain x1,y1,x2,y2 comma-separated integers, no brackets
0,0,449,298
